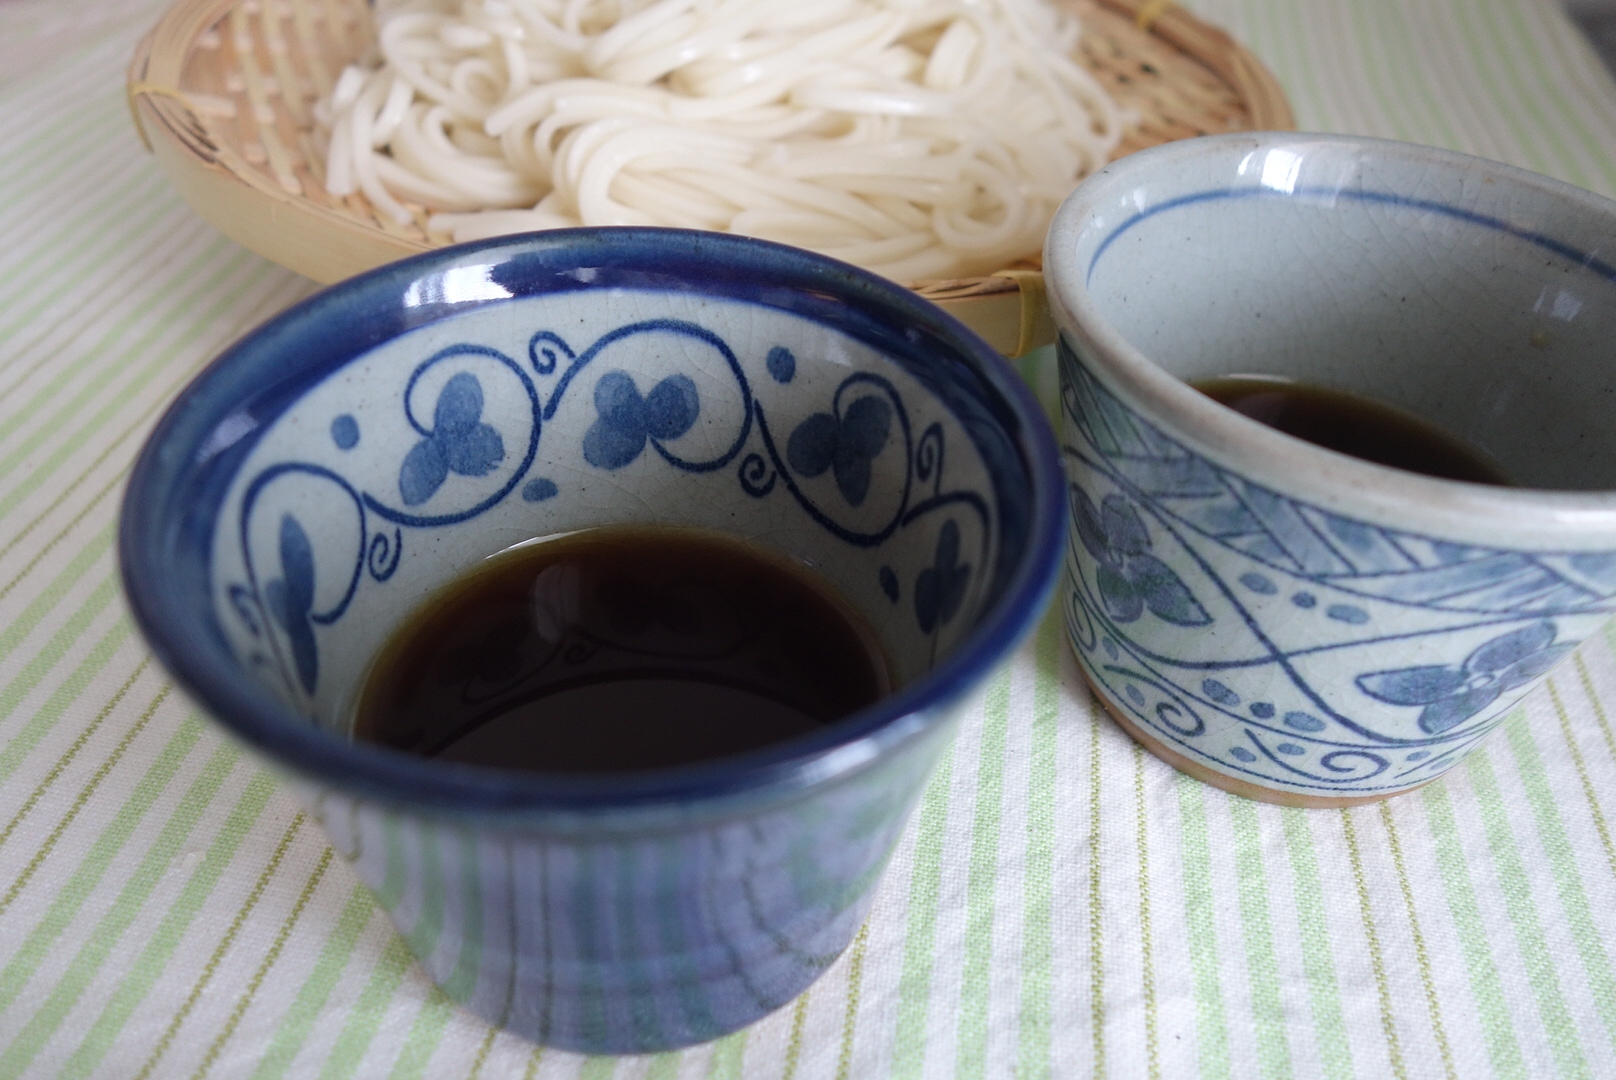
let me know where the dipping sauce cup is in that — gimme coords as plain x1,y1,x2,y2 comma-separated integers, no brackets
119,228,1063,1052
1044,133,1616,805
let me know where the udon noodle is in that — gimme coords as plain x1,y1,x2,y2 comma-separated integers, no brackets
316,0,1123,280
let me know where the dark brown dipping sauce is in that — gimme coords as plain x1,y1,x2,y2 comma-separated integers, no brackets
1193,376,1513,485
353,526,890,773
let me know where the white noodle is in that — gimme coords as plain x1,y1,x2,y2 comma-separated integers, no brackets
317,0,1121,279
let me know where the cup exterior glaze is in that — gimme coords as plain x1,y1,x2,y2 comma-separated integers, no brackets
1044,134,1616,805
294,714,956,1053
119,229,1063,1052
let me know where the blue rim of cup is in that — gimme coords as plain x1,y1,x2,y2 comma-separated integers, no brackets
118,227,1065,816
1043,132,1616,537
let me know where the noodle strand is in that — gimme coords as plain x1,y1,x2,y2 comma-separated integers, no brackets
318,0,1121,279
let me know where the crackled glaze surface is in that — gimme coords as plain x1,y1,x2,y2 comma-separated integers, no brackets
210,293,999,730
1060,351,1616,798
122,229,1062,1052
1044,134,1616,801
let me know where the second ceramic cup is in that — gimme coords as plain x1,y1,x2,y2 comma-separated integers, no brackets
1044,133,1616,806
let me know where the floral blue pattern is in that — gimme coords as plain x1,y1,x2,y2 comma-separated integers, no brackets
1071,486,1210,627
131,230,1060,1057
398,372,505,505
742,372,991,553
227,318,994,700
1357,621,1572,734
786,394,893,507
1059,342,1616,796
582,371,700,470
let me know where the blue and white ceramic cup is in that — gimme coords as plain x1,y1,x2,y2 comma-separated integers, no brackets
119,229,1062,1053
1044,133,1616,806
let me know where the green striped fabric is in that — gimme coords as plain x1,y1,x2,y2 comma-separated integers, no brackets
2,0,1615,1075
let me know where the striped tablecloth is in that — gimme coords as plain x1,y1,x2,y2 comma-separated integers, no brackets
2,0,1615,1076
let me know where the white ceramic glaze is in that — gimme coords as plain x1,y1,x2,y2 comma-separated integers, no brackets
120,228,1063,1051
212,287,999,733
1044,133,1616,803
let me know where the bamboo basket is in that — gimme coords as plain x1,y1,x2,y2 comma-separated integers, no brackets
128,0,1293,356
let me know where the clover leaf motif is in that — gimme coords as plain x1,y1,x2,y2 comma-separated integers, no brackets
786,394,892,507
1356,620,1572,734
263,514,319,694
583,371,700,470
915,519,970,633
398,372,505,506
1072,486,1211,626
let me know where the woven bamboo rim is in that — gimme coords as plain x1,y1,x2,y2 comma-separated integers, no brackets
129,0,1293,356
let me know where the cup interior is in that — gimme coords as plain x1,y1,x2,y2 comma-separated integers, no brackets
121,229,1060,806
216,288,1002,731
1061,136,1616,490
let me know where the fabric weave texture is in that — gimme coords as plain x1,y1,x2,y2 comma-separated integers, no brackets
1,0,1615,1075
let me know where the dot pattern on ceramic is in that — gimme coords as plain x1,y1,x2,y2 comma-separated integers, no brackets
216,305,1000,730
1059,348,1616,799
123,229,1062,1056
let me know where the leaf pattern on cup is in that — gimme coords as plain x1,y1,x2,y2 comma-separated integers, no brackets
915,520,970,633
264,513,320,694
229,322,994,723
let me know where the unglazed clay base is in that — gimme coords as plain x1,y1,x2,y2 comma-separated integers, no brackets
1080,670,1431,808
1046,133,1616,803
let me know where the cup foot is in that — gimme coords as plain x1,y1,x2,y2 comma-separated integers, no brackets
1078,669,1429,808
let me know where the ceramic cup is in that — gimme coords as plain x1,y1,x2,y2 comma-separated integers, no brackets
1043,132,1616,806
119,228,1062,1053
